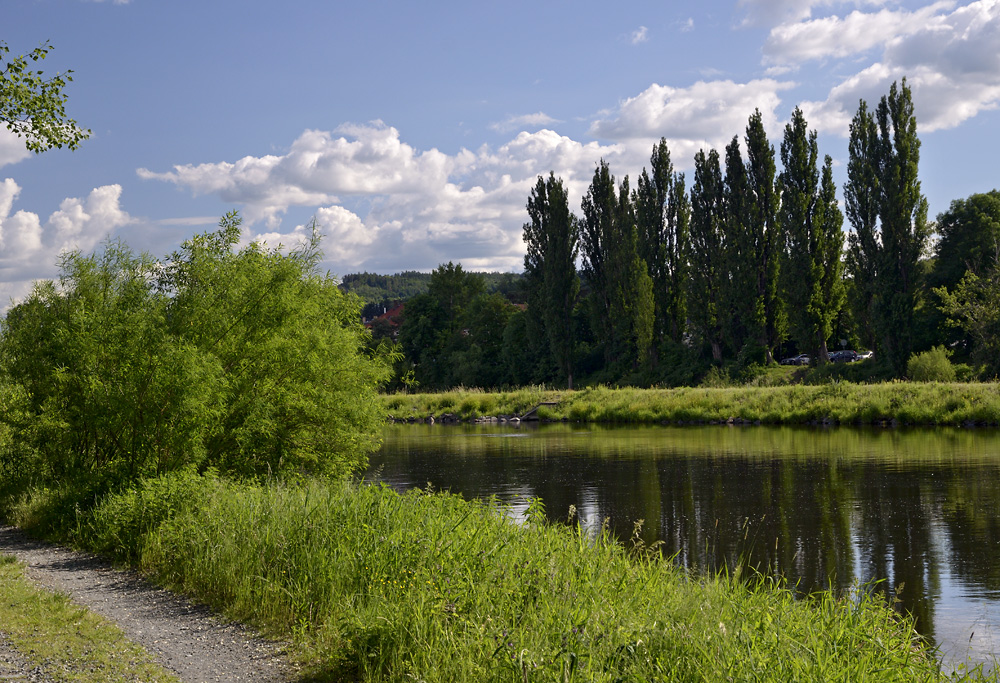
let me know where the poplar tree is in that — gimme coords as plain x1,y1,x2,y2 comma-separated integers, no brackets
844,80,929,375
688,148,727,361
844,100,880,350
635,139,690,348
580,161,654,370
778,108,844,361
745,110,784,362
722,135,756,356
523,173,580,388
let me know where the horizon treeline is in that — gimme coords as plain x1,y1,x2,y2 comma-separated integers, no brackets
365,80,1000,391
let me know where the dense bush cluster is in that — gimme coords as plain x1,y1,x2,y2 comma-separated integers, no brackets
0,212,393,485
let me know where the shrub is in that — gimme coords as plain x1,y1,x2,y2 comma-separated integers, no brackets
906,346,956,382
0,213,394,485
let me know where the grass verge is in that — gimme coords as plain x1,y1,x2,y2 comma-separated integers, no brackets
0,553,180,683
2,470,992,681
382,382,1000,426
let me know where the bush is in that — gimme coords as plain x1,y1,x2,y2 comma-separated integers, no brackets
0,213,394,485
906,346,956,382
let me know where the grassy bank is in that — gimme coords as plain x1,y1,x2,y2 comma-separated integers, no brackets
382,382,1000,426
1,471,990,681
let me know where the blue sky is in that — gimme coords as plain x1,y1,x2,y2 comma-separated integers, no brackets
3,0,999,305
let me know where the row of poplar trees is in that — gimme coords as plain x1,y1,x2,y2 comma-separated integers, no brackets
523,80,928,387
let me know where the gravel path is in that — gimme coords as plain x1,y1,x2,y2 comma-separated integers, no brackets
0,526,294,683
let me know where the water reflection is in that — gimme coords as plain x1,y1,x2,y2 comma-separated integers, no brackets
368,422,1000,668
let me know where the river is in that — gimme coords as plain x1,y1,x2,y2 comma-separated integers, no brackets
367,422,1000,670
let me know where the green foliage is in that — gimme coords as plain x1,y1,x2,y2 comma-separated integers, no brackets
0,41,90,152
635,139,690,348
522,173,580,388
0,213,392,483
580,162,655,372
688,148,727,362
384,381,1000,426
398,264,517,390
779,108,846,362
9,472,977,682
907,346,957,382
845,80,931,376
931,190,1000,293
339,270,523,307
936,269,1000,377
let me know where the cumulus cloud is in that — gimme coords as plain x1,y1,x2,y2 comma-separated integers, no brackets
631,26,649,44
763,2,957,65
0,179,132,306
798,0,1000,134
587,79,795,162
489,112,562,133
0,130,31,170
140,124,624,274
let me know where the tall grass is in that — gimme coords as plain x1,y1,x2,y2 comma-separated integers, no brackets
5,470,989,681
383,383,1000,426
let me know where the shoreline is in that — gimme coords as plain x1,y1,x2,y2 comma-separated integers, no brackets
381,382,1000,428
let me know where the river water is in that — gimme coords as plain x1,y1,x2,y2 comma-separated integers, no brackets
367,422,1000,670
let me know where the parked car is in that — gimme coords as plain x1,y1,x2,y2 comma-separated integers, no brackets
780,353,810,366
830,350,858,363
856,350,874,360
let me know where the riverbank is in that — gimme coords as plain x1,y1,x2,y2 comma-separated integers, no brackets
0,471,990,681
382,382,1000,427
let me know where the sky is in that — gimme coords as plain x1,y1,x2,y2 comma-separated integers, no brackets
2,0,999,306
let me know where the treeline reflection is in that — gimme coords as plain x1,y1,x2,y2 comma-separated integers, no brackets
369,423,1000,653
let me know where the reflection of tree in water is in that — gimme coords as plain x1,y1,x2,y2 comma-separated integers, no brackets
940,471,1000,590
851,464,943,640
372,423,1000,649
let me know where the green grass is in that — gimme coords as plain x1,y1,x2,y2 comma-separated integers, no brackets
0,553,181,683
382,382,1000,426
3,471,992,681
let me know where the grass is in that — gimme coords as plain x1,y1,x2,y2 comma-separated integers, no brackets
382,382,1000,426
2,470,992,682
0,552,181,683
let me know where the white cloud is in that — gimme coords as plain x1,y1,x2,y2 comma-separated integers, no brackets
0,179,131,307
798,0,1000,134
631,26,649,44
0,129,31,169
763,2,957,65
681,18,695,32
587,79,795,161
489,112,562,133
140,124,625,274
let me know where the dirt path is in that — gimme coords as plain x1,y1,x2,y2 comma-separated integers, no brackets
0,526,294,683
